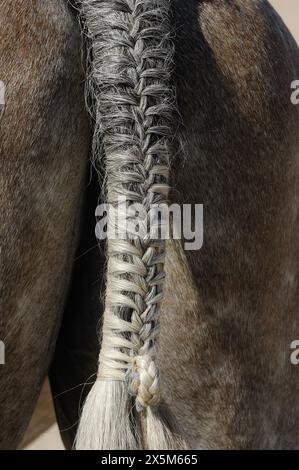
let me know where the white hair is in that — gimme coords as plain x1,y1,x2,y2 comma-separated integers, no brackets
75,0,186,450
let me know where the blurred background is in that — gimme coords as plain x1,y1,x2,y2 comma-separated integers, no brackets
21,0,299,451
271,1,299,41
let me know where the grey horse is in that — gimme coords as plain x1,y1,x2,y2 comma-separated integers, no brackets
1,0,299,450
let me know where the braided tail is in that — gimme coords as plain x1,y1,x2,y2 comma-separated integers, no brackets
76,0,185,449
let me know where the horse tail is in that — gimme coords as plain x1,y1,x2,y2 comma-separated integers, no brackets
76,0,184,449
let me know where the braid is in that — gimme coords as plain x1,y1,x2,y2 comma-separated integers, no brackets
76,0,185,450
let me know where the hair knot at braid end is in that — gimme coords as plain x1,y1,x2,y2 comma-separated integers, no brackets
127,355,161,411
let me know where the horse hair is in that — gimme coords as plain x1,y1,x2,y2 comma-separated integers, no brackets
75,0,186,449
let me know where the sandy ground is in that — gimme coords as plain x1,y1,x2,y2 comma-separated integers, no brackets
23,0,298,451
24,425,64,451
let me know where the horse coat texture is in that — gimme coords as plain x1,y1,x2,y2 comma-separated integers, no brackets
0,0,299,450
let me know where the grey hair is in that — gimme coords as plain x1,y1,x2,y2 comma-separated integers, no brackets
75,0,185,449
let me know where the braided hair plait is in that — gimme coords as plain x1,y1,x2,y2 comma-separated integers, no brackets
76,0,185,450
